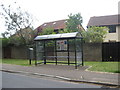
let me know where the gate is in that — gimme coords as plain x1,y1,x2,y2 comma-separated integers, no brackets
102,42,120,61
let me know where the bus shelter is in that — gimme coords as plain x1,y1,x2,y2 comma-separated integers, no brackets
34,32,83,69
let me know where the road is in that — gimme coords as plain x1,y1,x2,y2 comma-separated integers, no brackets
2,72,102,88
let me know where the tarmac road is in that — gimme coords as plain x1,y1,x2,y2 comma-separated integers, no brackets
2,72,102,88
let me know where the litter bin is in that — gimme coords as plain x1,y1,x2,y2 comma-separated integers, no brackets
28,48,34,65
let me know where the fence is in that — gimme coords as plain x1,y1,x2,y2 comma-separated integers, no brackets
102,42,120,61
2,42,120,62
2,46,28,59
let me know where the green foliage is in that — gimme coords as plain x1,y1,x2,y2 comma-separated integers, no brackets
45,40,55,47
2,59,34,66
58,28,72,33
9,36,25,46
82,26,108,43
38,13,83,35
39,27,56,35
1,38,10,47
38,27,56,47
66,13,83,32
0,2,35,46
8,27,36,46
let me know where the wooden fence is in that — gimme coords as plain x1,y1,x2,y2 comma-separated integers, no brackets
102,42,120,61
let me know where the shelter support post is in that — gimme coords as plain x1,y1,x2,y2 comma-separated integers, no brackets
74,38,77,69
67,39,70,65
35,42,37,66
55,40,57,65
81,38,84,66
29,59,31,65
44,41,46,64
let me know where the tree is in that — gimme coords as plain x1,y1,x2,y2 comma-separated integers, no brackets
9,27,36,46
81,26,109,43
66,13,83,32
58,28,70,33
39,27,56,35
0,2,35,46
1,38,9,47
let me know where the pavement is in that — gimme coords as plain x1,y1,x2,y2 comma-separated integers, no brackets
1,63,120,87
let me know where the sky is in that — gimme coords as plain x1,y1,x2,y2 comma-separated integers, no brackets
0,0,119,37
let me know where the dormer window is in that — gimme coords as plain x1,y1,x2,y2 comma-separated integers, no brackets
43,24,47,26
53,22,56,25
64,21,67,23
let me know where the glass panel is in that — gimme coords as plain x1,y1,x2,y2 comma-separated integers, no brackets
76,52,82,64
36,53,44,60
69,52,75,64
76,39,82,52
45,40,55,52
57,52,68,58
69,39,75,51
36,41,44,60
57,52,68,64
46,52,55,58
36,42,44,52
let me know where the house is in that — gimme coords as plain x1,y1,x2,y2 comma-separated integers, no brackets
87,14,120,42
36,19,85,34
12,27,36,40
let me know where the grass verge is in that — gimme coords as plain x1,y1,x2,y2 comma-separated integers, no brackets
85,61,120,73
1,59,35,66
1,59,120,73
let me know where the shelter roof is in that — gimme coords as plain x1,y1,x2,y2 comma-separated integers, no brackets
34,32,82,40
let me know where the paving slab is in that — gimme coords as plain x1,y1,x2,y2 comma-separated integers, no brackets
1,64,119,86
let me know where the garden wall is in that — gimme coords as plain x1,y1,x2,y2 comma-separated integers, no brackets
46,43,102,61
83,43,102,61
11,46,28,59
2,46,28,59
2,43,102,61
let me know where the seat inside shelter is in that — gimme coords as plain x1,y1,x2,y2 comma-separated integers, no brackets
34,32,83,69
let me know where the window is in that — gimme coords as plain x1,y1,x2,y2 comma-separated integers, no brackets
53,22,56,25
43,24,47,26
54,29,59,33
64,21,67,23
109,40,116,42
108,25,116,33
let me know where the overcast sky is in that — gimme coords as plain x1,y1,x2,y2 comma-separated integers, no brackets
0,0,119,37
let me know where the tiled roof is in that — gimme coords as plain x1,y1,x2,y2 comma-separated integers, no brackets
37,19,67,32
36,19,84,32
87,14,120,27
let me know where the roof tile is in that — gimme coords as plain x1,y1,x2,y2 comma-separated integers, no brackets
87,14,120,27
